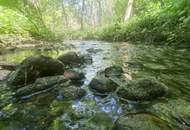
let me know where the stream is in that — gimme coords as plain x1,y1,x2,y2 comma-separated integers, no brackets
0,40,190,130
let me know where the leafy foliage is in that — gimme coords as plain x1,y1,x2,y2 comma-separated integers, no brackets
73,0,190,46
0,0,189,45
0,0,56,41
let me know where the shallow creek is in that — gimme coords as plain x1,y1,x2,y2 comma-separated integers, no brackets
0,41,190,130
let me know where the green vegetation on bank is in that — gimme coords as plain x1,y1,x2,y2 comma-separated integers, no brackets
0,0,58,43
64,0,190,46
0,0,189,46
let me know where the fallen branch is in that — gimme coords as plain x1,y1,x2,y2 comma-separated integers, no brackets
0,62,17,70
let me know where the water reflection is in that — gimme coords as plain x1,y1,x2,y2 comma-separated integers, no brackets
119,43,190,100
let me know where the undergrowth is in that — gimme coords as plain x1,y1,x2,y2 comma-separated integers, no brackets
66,0,190,46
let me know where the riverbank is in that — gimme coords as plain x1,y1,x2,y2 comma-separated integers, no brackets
0,34,68,55
64,18,190,47
62,1,190,47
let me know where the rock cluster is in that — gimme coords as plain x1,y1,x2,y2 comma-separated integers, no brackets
88,65,171,130
6,52,90,101
89,66,168,101
4,50,173,130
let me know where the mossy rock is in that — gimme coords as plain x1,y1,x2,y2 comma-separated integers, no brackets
151,99,190,130
113,113,175,130
7,55,65,88
104,65,124,77
57,52,83,67
89,75,119,94
117,78,168,101
57,84,86,100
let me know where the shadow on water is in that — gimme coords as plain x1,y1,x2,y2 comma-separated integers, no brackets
0,41,190,130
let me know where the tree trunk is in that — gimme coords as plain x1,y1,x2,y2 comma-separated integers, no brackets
160,0,165,8
61,0,69,27
80,0,85,30
97,0,102,26
124,0,134,22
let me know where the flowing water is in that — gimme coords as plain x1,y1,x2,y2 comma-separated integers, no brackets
0,41,190,130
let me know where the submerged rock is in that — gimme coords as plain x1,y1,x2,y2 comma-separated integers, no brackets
57,52,83,67
89,75,118,94
80,54,93,64
14,75,86,101
104,66,124,77
7,55,64,87
87,48,103,53
113,113,174,130
117,78,168,101
89,66,123,95
97,65,124,78
14,75,67,97
57,84,86,100
151,99,190,130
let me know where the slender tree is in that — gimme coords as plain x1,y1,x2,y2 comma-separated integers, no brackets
124,0,134,22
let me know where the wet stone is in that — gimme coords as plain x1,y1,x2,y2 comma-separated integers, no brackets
56,84,86,100
151,99,190,130
57,52,83,67
113,113,175,130
58,108,113,130
64,70,85,81
104,65,124,77
89,66,123,95
89,75,119,94
117,78,168,101
7,55,65,88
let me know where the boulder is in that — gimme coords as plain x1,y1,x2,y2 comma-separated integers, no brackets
113,113,174,130
64,69,85,86
7,55,64,87
57,52,82,67
64,70,85,81
117,78,168,101
89,75,119,94
89,66,123,95
57,52,92,68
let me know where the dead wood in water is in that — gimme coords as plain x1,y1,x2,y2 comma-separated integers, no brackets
0,62,17,71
